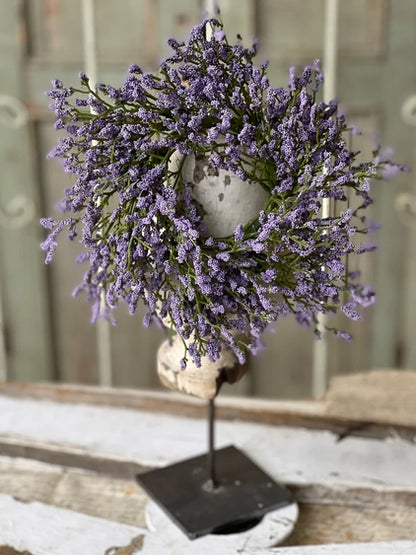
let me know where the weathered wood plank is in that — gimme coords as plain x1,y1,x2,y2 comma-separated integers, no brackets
0,380,415,441
0,433,414,511
0,492,414,554
0,493,144,555
282,503,416,546
0,384,414,552
324,370,416,427
0,456,148,528
0,455,414,548
0,0,54,381
0,392,414,503
0,435,150,478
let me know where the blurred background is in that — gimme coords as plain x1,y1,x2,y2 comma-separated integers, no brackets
0,0,415,399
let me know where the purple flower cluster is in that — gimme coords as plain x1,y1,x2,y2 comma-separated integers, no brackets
41,18,405,367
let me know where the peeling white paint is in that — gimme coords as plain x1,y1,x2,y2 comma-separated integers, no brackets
169,150,268,238
0,493,143,555
0,493,414,555
0,395,414,491
0,395,415,554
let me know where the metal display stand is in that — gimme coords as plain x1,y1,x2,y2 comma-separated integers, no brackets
136,398,293,539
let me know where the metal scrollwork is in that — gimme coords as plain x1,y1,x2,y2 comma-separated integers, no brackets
0,194,35,230
395,192,416,227
0,96,33,230
401,95,416,127
0,94,29,129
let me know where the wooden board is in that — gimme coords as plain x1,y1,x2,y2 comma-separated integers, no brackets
324,370,416,427
0,456,148,528
0,489,414,555
0,379,415,552
0,377,415,440
0,457,414,554
0,455,414,546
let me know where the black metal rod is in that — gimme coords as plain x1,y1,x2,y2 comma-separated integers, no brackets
207,397,218,489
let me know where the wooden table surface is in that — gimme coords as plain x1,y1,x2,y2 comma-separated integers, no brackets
0,371,414,554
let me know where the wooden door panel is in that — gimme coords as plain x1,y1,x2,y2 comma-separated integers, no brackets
37,123,97,383
0,1,54,381
28,0,157,65
365,1,416,369
1,0,415,393
258,0,387,62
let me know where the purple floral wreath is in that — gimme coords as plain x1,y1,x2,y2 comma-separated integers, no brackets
41,18,405,368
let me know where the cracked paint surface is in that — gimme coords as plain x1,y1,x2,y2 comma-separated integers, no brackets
171,151,268,238
104,534,145,554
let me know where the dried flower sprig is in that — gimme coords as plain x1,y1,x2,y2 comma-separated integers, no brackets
41,18,405,368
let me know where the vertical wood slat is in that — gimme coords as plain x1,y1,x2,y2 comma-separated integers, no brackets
311,0,340,398
81,0,113,387
390,0,416,369
38,122,98,384
0,1,54,381
369,0,416,369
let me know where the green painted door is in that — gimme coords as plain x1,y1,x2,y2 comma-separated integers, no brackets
0,1,54,381
1,0,415,396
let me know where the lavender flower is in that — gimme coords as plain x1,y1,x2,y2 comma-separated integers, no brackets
41,17,406,367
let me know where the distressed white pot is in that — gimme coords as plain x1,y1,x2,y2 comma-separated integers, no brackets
169,150,268,237
157,150,267,399
157,334,247,400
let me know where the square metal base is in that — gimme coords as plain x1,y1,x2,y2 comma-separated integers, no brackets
136,445,293,539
